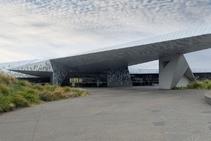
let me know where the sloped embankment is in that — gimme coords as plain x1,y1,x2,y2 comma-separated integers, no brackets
0,73,88,113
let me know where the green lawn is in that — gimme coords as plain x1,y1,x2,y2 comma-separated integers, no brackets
0,73,88,113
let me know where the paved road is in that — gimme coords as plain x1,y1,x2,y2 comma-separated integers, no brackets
0,87,211,141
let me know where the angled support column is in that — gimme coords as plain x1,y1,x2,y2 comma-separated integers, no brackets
159,55,195,89
107,67,132,87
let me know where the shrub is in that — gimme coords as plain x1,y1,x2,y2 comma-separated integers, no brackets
19,89,40,104
204,80,211,89
51,89,65,100
38,87,88,101
187,80,211,89
68,88,88,97
63,86,71,93
16,80,32,87
0,73,15,85
0,73,88,113
39,88,66,101
32,84,44,91
0,96,15,112
43,84,57,92
0,84,10,95
38,90,53,101
207,84,211,90
187,81,204,89
12,94,30,108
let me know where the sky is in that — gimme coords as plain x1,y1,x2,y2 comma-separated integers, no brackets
0,0,211,69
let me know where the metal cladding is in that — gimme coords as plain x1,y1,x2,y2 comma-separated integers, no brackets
10,29,211,88
107,67,132,87
10,60,53,78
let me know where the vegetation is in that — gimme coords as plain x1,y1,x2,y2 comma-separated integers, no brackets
187,80,211,90
0,73,88,113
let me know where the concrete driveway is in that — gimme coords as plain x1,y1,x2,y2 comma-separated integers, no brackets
0,87,211,141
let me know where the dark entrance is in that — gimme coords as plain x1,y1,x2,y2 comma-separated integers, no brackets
69,74,107,87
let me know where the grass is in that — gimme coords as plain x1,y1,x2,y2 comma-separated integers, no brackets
187,80,211,90
0,73,88,113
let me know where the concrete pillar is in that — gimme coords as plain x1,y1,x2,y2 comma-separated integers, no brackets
107,67,132,87
159,55,195,89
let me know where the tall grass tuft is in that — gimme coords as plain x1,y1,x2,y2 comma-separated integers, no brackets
0,72,16,85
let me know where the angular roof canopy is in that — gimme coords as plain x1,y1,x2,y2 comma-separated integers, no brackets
11,27,211,77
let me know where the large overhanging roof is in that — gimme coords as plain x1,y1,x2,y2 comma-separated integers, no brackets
74,26,211,55
12,27,211,76
51,28,211,70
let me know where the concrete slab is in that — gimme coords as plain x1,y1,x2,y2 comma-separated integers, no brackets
205,93,211,105
0,87,211,141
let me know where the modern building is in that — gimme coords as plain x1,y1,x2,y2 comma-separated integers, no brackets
130,68,211,87
4,28,211,89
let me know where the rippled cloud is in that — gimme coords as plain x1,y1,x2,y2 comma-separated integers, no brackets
0,0,211,69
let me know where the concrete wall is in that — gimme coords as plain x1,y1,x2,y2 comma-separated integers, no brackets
159,55,195,89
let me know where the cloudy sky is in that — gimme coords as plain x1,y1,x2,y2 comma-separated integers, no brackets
0,0,211,69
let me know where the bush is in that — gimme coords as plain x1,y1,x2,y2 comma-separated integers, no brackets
204,80,211,89
63,86,71,93
32,84,44,91
207,84,211,89
0,73,88,113
12,94,30,108
38,90,54,101
0,73,15,85
187,80,211,89
0,84,10,95
38,87,88,102
39,88,65,101
69,88,88,97
187,81,204,89
43,84,57,92
0,96,15,112
52,87,66,98
16,80,32,87
19,89,40,104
